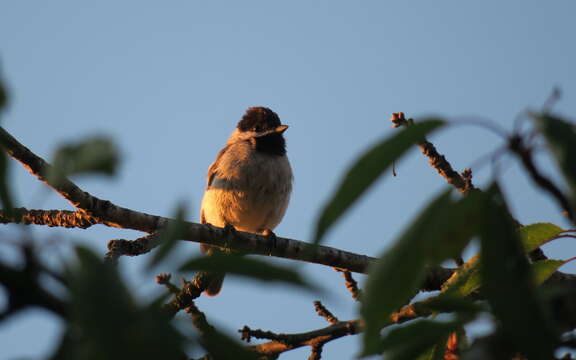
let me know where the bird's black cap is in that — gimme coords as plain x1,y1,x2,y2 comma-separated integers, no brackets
237,107,282,133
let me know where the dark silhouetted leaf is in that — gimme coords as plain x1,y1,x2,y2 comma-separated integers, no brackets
65,246,185,360
479,183,557,359
0,151,15,217
534,114,576,203
48,136,120,185
519,222,564,253
180,253,316,291
199,325,259,360
0,76,15,217
416,344,445,360
379,319,464,360
424,294,483,315
0,72,7,112
313,119,444,244
361,188,484,356
147,204,188,269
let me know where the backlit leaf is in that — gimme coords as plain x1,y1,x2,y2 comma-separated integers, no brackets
379,319,463,360
519,222,564,253
532,258,576,286
440,255,481,297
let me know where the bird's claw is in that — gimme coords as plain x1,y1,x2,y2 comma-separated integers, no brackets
222,223,238,253
262,229,277,256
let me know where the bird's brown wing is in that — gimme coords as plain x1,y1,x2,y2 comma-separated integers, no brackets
201,144,231,254
205,144,232,190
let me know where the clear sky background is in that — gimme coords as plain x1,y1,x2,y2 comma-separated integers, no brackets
1,2,576,359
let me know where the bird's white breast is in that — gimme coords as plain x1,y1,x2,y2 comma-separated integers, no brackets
200,141,292,234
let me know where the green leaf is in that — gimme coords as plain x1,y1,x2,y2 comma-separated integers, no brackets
361,188,483,356
180,253,317,291
533,113,576,201
424,294,483,315
147,204,188,269
441,223,567,298
67,246,185,360
416,344,445,360
313,119,444,244
519,222,564,253
48,136,120,185
440,255,481,297
532,258,576,286
479,183,557,359
379,319,463,360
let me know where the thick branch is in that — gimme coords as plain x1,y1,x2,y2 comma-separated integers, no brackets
0,127,379,274
0,127,572,294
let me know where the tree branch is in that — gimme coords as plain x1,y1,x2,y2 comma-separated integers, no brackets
0,125,573,299
390,112,475,195
240,295,438,358
0,208,102,228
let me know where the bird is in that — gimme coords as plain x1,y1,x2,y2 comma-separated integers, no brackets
199,106,293,296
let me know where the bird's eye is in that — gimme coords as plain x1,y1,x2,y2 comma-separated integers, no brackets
253,125,262,132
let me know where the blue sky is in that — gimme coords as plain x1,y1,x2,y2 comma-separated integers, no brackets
1,2,576,359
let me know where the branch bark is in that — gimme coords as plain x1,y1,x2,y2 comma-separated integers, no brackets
0,126,416,277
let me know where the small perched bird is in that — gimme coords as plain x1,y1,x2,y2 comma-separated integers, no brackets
199,107,293,296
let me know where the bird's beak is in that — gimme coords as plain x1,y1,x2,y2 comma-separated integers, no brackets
275,125,289,134
254,125,289,137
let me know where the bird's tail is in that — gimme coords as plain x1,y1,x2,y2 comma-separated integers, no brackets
200,243,226,296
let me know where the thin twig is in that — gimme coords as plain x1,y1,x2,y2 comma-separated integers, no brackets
334,268,362,301
509,134,575,223
313,301,339,325
308,343,324,360
240,295,440,358
390,112,476,195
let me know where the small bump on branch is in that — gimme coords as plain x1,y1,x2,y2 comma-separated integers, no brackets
155,273,180,295
0,208,102,228
105,234,161,263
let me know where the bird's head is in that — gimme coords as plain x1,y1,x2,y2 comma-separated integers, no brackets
229,107,288,155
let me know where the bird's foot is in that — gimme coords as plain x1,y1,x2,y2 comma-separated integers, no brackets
262,228,277,256
222,223,238,253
